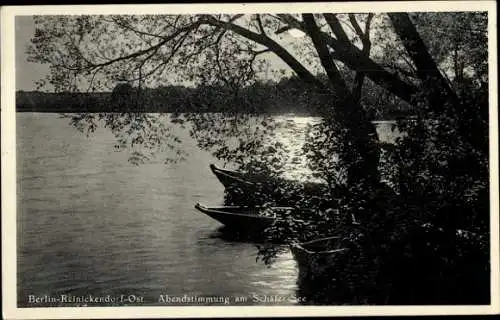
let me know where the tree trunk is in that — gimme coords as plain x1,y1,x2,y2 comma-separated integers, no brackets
302,14,381,189
313,93,381,188
389,12,486,154
388,13,458,113
334,98,381,189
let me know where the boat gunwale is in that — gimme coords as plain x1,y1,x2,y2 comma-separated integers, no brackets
210,164,283,188
210,164,257,187
290,236,349,255
200,205,296,212
210,163,329,192
195,203,278,220
210,164,241,177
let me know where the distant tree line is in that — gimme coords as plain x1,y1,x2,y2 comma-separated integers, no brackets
16,77,413,120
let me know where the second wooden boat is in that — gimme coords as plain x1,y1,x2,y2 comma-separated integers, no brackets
290,236,349,280
194,203,293,231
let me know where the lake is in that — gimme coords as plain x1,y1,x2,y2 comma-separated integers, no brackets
16,113,399,307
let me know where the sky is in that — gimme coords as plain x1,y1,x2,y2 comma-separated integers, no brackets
14,15,301,92
15,16,51,91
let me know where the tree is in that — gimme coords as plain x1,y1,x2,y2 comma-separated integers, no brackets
110,82,139,111
27,14,405,195
29,13,385,191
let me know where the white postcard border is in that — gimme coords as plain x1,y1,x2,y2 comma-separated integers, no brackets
2,1,498,318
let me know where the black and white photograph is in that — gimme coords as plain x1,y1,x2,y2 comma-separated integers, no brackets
1,1,499,318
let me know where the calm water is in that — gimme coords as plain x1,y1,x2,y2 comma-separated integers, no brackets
16,113,399,307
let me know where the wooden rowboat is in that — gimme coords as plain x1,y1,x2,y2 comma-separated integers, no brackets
194,203,293,231
209,164,257,190
209,164,329,206
290,236,349,281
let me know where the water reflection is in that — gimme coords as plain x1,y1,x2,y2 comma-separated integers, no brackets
270,117,400,181
205,226,273,244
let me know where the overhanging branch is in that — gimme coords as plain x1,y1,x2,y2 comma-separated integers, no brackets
277,13,418,105
388,12,458,109
85,20,203,71
323,13,350,44
302,13,350,99
201,15,326,90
